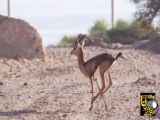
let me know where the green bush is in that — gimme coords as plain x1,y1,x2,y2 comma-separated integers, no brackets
106,20,157,44
106,20,134,44
58,19,158,47
59,19,109,47
115,19,130,30
129,20,156,39
89,19,108,36
58,35,76,47
107,28,133,44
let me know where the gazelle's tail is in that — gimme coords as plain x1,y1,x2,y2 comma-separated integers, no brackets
115,52,122,60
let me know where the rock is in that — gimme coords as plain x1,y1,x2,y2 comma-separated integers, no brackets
0,15,45,59
23,82,28,86
134,39,160,54
134,77,156,86
62,114,67,118
0,82,3,86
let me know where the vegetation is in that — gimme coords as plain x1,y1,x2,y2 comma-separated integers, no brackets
131,0,160,25
106,20,134,44
58,18,158,46
89,19,108,36
58,35,76,47
107,20,157,44
58,20,108,47
115,20,130,30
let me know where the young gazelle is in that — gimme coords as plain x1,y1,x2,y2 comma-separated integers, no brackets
71,34,124,111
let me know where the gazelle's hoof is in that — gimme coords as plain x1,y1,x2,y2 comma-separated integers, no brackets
91,96,96,104
89,105,93,111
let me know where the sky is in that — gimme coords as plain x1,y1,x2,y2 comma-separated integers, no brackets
0,0,136,46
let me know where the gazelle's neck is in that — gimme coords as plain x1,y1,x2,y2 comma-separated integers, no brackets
77,48,89,77
77,48,85,65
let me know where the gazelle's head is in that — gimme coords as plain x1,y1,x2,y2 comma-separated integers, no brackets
70,34,86,56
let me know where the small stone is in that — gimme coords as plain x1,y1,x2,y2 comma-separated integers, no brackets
0,82,3,86
62,114,67,118
24,82,28,86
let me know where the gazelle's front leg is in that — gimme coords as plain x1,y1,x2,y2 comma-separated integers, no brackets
92,76,108,111
89,77,94,98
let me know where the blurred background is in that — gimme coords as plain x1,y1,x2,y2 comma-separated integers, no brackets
0,0,135,46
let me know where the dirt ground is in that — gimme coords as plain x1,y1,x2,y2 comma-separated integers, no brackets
0,46,160,120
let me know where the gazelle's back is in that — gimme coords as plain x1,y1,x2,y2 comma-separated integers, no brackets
84,53,115,77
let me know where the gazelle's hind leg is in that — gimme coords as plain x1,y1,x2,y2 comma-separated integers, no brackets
89,62,111,110
102,71,112,95
89,69,106,111
90,67,106,103
89,77,94,98
92,75,108,111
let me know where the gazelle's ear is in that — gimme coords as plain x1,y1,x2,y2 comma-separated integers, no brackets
76,34,86,48
81,39,86,49
77,39,82,48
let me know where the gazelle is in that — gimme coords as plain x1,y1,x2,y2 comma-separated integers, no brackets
71,34,124,111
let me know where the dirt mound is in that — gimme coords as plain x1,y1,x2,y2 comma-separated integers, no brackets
134,39,160,54
0,15,45,59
